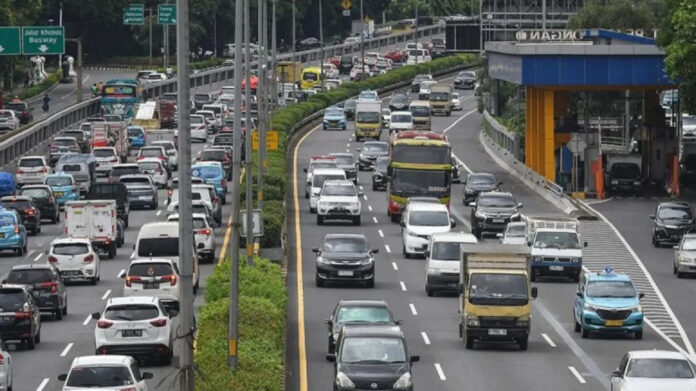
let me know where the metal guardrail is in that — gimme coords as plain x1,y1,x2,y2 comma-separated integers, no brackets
0,25,444,169
482,110,518,159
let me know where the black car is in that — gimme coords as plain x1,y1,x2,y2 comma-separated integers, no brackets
297,37,321,51
325,300,399,353
327,325,419,391
651,202,696,247
62,130,89,153
605,162,642,195
17,185,60,224
198,148,233,180
108,164,142,183
454,70,476,89
463,173,501,205
4,264,67,320
410,74,432,93
328,153,358,184
313,234,378,288
86,183,130,227
470,191,523,239
344,99,357,121
5,100,33,124
431,45,447,59
120,177,158,210
372,156,389,191
0,285,41,349
0,196,41,235
339,56,355,74
389,93,411,111
357,141,389,170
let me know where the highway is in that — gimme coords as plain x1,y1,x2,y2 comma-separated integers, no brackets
287,78,677,391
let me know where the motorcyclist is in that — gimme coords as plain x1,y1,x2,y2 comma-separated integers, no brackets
42,94,50,111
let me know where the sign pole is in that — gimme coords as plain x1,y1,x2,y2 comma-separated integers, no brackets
244,0,254,265
149,7,153,65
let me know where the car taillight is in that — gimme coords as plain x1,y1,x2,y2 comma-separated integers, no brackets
161,274,177,286
221,179,227,187
120,387,137,391
156,168,163,174
16,168,23,174
48,255,58,263
40,282,58,294
13,225,19,234
14,311,31,319
167,189,173,197
97,320,113,329
83,254,94,264
0,353,5,365
150,318,167,327
125,275,141,287
110,157,118,163
38,167,46,173
196,228,211,235
159,155,167,161
25,208,35,216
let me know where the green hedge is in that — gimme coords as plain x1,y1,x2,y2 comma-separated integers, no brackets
19,71,60,101
196,257,286,390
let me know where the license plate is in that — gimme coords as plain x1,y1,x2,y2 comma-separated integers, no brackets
122,329,143,337
144,282,159,289
139,196,151,200
55,192,64,196
61,271,80,276
0,316,12,324
338,270,354,277
492,219,505,223
605,320,623,327
488,329,507,336
549,265,564,271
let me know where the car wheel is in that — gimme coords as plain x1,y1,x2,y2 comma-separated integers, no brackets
37,224,41,234
465,335,473,349
315,275,324,287
634,330,643,340
222,196,227,205
574,317,581,332
26,337,35,350
34,327,40,343
390,214,399,223
581,323,589,339
16,246,23,257
90,276,98,285
63,299,68,315
162,349,173,366
54,307,63,321
108,245,116,259
365,276,374,288
124,216,129,228
426,285,434,297
677,271,684,278
518,337,528,351
317,215,323,225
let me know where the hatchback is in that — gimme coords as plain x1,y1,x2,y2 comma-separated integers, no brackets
48,237,101,285
58,355,153,390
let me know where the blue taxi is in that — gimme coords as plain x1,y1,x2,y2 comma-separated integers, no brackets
127,126,147,148
0,208,27,255
192,162,227,204
573,267,644,339
44,173,79,205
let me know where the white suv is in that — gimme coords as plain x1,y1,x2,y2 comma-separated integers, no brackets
122,258,181,307
47,237,101,285
16,156,50,187
58,355,153,390
92,147,120,176
309,168,346,213
401,201,454,258
316,179,362,226
92,296,176,365
168,213,216,263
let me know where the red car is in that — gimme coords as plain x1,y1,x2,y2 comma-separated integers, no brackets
384,50,405,63
328,57,340,68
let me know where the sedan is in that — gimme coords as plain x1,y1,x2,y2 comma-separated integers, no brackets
297,37,321,51
325,300,398,353
611,350,696,390
454,70,476,89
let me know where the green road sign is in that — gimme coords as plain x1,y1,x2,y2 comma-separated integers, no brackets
124,4,145,25
158,4,176,25
0,27,21,56
22,26,64,55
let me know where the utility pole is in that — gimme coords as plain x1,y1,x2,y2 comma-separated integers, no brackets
258,0,266,212
291,0,296,103
228,0,244,370
175,0,194,389
415,4,419,65
58,2,63,71
165,0,169,68
149,7,153,65
319,0,324,90
214,14,218,57
244,0,254,265
360,0,364,71
271,0,277,111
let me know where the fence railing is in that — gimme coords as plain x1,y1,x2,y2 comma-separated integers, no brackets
482,110,519,159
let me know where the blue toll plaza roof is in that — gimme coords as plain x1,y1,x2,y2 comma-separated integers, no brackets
486,29,677,89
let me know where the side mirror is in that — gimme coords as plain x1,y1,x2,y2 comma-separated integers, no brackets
576,291,583,298
303,168,307,173
326,353,336,362
611,369,623,378
395,319,403,325
168,309,179,318
517,203,524,209
58,374,67,381
496,233,503,238
450,218,456,228
469,202,476,207
324,318,332,324
498,181,503,186
370,249,379,254
312,247,320,253
142,372,154,380
649,214,655,219
356,148,362,152
584,242,588,248
400,220,405,227
410,355,420,363
358,192,364,197
674,245,679,249
197,243,205,249
531,287,538,299
639,292,645,299
91,312,100,320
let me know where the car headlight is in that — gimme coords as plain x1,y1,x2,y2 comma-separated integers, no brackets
611,180,619,185
465,188,475,194
532,256,543,262
510,212,520,219
679,256,696,264
428,267,445,275
393,373,412,390
335,372,355,389
362,256,374,264
517,315,530,327
475,211,487,219
633,181,641,186
583,302,597,312
631,305,642,312
407,230,420,238
316,256,330,265
570,257,581,263
467,316,479,327
359,153,366,160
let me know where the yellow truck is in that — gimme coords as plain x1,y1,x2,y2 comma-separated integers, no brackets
355,101,382,141
458,243,537,351
429,84,453,116
276,61,302,85
408,100,431,130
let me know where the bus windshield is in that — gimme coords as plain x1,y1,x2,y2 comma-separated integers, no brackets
391,169,449,197
392,144,450,165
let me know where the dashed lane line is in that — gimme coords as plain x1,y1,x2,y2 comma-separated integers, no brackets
392,262,398,270
409,303,418,315
36,378,49,391
400,281,407,291
384,244,391,253
33,252,42,262
83,314,91,326
541,333,557,348
101,290,111,300
25,249,35,259
378,229,384,237
420,331,430,345
434,363,447,381
568,366,587,384
372,216,378,224
60,342,74,357
368,205,372,212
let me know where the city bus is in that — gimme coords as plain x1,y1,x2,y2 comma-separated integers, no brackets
387,131,452,221
101,79,139,119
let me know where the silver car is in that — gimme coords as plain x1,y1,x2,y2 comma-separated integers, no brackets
498,222,527,245
674,233,696,278
0,337,12,390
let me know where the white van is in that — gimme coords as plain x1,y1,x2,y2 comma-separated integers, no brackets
424,232,477,296
132,222,199,292
309,168,346,213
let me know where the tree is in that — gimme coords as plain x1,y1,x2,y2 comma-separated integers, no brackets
568,0,665,30
664,0,696,113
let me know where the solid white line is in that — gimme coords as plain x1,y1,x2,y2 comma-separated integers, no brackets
400,281,407,291
378,229,384,237
409,303,418,315
568,366,587,384
421,331,431,345
60,342,74,357
101,289,111,300
442,108,478,134
541,333,557,348
33,252,43,262
36,378,50,391
368,205,372,212
384,244,391,253
453,153,473,174
373,216,378,224
156,210,162,216
585,197,613,206
83,314,91,326
392,262,398,270
434,363,447,381
25,249,35,258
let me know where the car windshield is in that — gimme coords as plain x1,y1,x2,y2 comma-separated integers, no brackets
409,211,449,226
684,116,696,126
586,281,636,298
137,238,179,257
363,143,388,153
478,195,516,208
356,112,379,123
323,237,367,253
52,243,89,255
410,106,430,116
505,224,526,237
6,269,53,284
105,304,159,321
533,232,580,249
0,200,31,209
194,94,210,101
5,103,26,112
313,174,344,187
391,169,449,196
19,158,44,167
54,139,75,146
93,149,115,158
19,188,50,198
120,177,149,185
128,128,144,137
0,215,16,225
658,206,692,220
193,166,222,178
682,238,696,250
46,177,72,186
611,164,640,179
332,156,353,165
430,92,449,102
469,174,495,185
431,242,460,260
337,306,391,323
309,162,336,172
60,164,83,173
0,111,13,119
66,366,134,387
140,148,163,157
340,337,406,364
202,150,228,161
303,72,318,81
191,116,204,125
322,184,356,196
345,100,356,110
391,114,412,123
626,358,694,379
326,110,343,117
470,273,527,298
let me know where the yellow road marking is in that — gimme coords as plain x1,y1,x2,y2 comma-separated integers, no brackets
218,168,245,266
293,124,321,391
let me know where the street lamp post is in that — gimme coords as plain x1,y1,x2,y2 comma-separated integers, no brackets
319,0,324,90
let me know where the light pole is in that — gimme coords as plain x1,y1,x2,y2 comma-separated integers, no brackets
271,0,277,111
149,7,153,65
244,0,254,265
291,0,296,102
319,0,324,90
257,0,266,211
415,3,419,65
360,0,364,72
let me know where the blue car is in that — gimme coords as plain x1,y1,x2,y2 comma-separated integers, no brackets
127,126,147,148
573,267,644,339
322,106,347,130
0,209,27,255
44,173,79,206
192,162,227,204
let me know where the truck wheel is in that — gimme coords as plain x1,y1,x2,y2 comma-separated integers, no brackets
465,335,473,349
581,325,589,339
518,337,528,351
108,245,116,260
426,286,434,297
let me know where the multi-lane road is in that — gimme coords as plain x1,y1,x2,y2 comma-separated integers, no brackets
287,78,686,390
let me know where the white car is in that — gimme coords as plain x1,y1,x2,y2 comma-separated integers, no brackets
47,237,101,285
401,201,454,258
137,158,168,188
196,109,220,133
364,52,380,67
304,158,339,198
452,92,462,111
122,258,181,305
683,114,696,141
425,232,477,296
145,72,167,83
151,140,179,170
168,213,216,263
16,156,50,186
499,222,527,245
0,110,20,131
190,114,208,141
58,355,153,390
92,296,175,365
0,338,11,391
611,350,696,391
344,36,360,44
316,179,362,226
418,80,438,100
309,167,346,213
349,65,372,81
358,89,379,101
325,79,343,90
167,185,214,214
405,42,425,51
389,111,413,134
322,63,340,79
406,49,431,65
92,147,120,176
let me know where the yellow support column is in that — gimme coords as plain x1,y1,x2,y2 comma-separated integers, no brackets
536,87,544,174
525,86,532,169
526,87,536,171
542,89,555,182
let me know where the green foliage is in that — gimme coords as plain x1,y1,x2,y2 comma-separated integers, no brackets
19,72,61,100
664,0,696,113
568,0,667,30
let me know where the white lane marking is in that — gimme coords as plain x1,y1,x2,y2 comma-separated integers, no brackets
25,249,35,258
568,366,587,384
346,148,349,152
359,186,363,190
384,244,391,253
60,342,74,357
101,289,111,300
83,314,91,325
378,229,384,237
434,363,447,381
36,378,50,391
421,331,431,345
400,281,407,291
368,205,372,212
60,75,90,99
363,194,368,201
453,153,473,174
392,262,398,270
541,333,557,348
409,303,418,315
372,216,378,224
156,210,162,216
33,252,43,262
346,143,350,147
442,108,478,134
118,268,125,278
